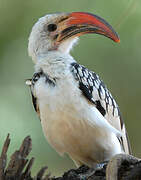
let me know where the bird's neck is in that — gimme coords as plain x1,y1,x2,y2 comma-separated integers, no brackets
29,37,79,64
35,51,76,79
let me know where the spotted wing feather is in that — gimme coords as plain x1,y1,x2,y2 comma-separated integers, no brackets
71,62,131,154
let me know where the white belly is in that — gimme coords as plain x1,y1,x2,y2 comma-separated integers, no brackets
34,75,123,166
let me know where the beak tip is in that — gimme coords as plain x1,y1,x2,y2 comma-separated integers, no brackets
116,39,120,43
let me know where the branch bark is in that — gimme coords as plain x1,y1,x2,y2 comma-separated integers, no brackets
0,134,141,180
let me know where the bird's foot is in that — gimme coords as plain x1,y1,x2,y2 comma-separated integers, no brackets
94,161,108,171
78,162,107,179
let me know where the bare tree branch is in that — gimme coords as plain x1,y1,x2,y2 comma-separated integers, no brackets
0,134,141,180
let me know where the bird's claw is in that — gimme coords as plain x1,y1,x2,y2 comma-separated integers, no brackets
94,161,107,171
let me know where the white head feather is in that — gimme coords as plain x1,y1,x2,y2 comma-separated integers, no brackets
28,13,78,63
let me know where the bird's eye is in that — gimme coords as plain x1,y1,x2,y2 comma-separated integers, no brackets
47,24,57,32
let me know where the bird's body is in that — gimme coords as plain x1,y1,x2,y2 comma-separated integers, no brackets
27,12,131,167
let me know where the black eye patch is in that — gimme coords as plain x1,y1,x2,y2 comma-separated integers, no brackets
47,24,57,32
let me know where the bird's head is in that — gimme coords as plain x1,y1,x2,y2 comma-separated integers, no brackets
28,12,120,63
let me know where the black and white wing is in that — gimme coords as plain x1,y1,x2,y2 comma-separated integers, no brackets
71,62,131,154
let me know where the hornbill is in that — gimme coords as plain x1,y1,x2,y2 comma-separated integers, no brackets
27,12,131,167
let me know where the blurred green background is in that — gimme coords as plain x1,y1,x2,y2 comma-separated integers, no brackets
0,0,140,176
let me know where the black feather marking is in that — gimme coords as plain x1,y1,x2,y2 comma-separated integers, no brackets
79,82,95,104
89,86,93,93
71,62,79,68
95,100,106,116
118,110,124,129
31,93,37,112
117,136,124,151
32,72,42,85
106,102,109,112
98,87,102,99
45,76,55,86
32,71,55,87
31,90,41,121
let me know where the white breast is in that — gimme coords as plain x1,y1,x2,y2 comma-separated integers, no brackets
33,54,123,166
33,69,123,166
